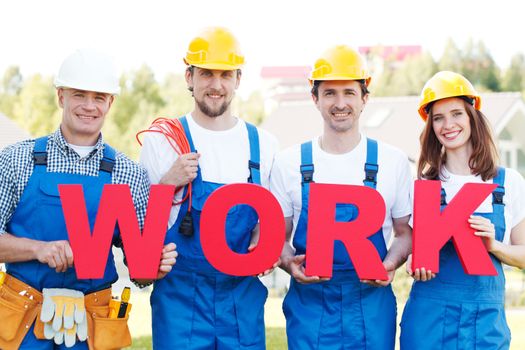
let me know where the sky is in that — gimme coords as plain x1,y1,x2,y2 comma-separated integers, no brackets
1,0,524,97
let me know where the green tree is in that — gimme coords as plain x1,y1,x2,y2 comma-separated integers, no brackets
234,90,265,125
11,74,59,136
502,53,525,92
370,58,396,97
438,38,462,73
388,52,437,96
372,52,436,96
0,66,23,120
157,73,193,118
104,65,166,159
461,39,501,91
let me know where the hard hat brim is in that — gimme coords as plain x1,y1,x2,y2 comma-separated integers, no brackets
185,60,242,71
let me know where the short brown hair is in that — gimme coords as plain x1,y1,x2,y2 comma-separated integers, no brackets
310,80,369,99
417,99,499,181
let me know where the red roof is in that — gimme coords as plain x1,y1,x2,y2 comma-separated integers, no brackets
260,66,310,79
359,45,422,61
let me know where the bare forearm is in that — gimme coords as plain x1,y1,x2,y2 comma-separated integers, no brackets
385,234,411,269
0,233,41,263
279,217,295,275
385,224,412,269
279,242,296,275
490,242,525,269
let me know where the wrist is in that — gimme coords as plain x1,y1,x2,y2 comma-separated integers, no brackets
280,255,294,274
30,240,44,260
488,240,502,254
131,278,153,289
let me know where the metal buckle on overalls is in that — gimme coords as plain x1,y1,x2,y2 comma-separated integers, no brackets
247,161,260,183
440,188,447,206
300,164,314,183
33,153,47,165
493,186,505,205
248,160,260,171
99,158,115,173
364,163,378,184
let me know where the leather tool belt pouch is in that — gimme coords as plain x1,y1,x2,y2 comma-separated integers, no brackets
0,275,131,350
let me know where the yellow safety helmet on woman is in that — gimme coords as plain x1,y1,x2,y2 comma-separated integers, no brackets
418,71,481,121
184,27,244,71
309,45,371,86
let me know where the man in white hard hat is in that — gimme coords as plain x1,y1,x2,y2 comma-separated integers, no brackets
0,49,176,350
140,27,279,349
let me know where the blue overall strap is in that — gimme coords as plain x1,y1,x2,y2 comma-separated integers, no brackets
492,167,505,206
179,116,197,153
300,141,314,184
178,116,202,198
245,122,261,185
440,187,447,206
363,138,379,189
492,167,506,241
33,136,49,173
99,144,116,182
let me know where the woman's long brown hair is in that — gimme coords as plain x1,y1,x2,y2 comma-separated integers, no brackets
417,98,499,181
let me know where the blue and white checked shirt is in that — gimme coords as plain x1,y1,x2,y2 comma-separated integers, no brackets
0,129,150,234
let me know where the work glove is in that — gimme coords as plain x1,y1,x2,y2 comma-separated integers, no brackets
44,323,84,348
41,288,87,347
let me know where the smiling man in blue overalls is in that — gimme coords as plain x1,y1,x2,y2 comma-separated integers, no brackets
270,45,413,350
0,49,176,350
139,27,279,349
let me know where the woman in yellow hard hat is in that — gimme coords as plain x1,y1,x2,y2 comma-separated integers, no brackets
400,71,525,349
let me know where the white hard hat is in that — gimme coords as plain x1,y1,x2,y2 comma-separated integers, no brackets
54,49,121,95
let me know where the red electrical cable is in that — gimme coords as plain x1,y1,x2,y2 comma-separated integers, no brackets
136,117,193,208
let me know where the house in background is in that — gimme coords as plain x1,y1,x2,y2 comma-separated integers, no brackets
259,66,525,291
260,67,525,177
0,112,30,150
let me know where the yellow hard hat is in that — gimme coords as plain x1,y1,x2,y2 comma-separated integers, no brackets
184,27,244,71
309,45,371,86
418,71,481,121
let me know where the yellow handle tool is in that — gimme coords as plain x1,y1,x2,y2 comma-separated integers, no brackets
109,287,132,318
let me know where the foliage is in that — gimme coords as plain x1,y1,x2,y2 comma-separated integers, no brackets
1,37,524,155
502,53,525,92
0,65,262,161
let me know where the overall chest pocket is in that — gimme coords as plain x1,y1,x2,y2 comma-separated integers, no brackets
35,180,102,241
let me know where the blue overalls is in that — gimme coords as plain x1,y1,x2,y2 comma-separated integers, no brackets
151,117,268,350
6,136,120,349
400,168,510,349
283,139,397,350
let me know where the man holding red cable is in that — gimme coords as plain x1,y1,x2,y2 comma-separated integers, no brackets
139,27,279,349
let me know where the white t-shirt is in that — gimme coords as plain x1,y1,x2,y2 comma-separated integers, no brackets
434,167,525,244
69,144,96,158
270,134,412,245
140,114,279,228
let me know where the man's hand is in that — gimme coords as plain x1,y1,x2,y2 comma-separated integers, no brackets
361,260,397,287
283,254,329,284
161,153,200,188
247,240,281,277
156,243,178,279
405,254,436,282
35,240,74,273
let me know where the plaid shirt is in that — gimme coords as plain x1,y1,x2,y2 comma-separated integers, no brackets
0,129,150,234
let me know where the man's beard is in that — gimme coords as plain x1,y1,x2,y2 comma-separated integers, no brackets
196,97,231,118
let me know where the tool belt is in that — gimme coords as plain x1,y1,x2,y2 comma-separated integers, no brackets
0,274,131,350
